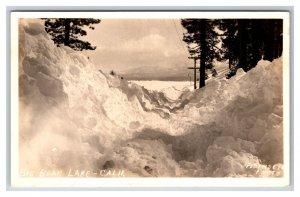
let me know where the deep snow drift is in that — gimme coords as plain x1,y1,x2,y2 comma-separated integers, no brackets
18,20,283,178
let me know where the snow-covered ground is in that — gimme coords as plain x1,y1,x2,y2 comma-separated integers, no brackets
131,80,194,100
18,20,283,178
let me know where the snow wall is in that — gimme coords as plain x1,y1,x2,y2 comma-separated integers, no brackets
18,20,283,177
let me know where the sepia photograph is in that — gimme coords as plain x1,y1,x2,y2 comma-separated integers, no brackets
10,11,290,188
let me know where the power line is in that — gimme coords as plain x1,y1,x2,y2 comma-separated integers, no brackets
171,19,190,57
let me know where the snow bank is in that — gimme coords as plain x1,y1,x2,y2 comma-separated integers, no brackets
18,19,283,178
19,20,179,174
176,58,283,177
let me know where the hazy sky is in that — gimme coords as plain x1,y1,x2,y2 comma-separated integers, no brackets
83,19,194,80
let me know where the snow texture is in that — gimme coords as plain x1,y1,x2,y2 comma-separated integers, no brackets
18,20,283,177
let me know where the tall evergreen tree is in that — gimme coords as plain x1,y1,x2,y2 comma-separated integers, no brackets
217,19,283,78
219,19,254,72
261,19,283,61
218,19,239,69
181,19,220,88
43,18,101,51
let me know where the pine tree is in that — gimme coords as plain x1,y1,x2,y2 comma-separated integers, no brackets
261,19,283,61
181,19,220,88
218,19,239,69
43,18,101,51
217,19,283,78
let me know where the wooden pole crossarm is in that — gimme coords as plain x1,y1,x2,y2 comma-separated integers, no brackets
187,67,200,69
188,56,199,60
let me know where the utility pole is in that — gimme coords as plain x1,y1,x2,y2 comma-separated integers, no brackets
187,57,200,89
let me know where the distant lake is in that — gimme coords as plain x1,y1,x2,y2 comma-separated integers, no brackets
130,80,193,92
130,81,194,100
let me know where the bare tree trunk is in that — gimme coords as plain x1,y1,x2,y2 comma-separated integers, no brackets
238,20,247,71
193,59,197,89
252,20,260,67
199,19,206,89
64,19,71,46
